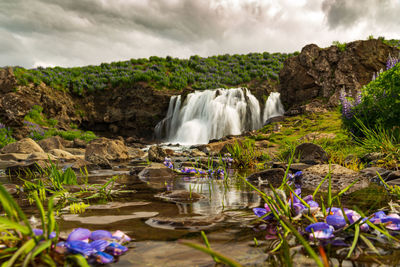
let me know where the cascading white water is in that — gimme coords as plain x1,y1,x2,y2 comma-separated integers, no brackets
155,88,284,145
263,92,285,122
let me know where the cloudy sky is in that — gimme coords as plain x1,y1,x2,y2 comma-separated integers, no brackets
1,0,399,68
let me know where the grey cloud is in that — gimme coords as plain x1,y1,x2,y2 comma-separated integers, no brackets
1,0,400,68
322,0,400,29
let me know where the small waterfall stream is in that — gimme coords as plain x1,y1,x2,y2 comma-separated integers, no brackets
155,88,284,145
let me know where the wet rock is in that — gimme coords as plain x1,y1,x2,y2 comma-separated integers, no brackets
63,212,158,225
361,152,385,162
156,190,205,203
138,163,175,179
85,138,129,167
128,147,145,159
37,136,69,152
301,164,369,193
148,145,167,162
386,171,400,182
263,115,285,126
146,215,224,231
0,153,29,162
49,149,81,161
27,152,57,161
360,167,391,181
190,149,207,158
73,138,87,148
1,138,44,154
64,148,86,155
294,143,329,165
190,144,209,154
246,168,285,186
271,162,312,172
6,160,48,175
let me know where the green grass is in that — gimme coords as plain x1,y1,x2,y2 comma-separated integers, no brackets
13,51,298,95
257,110,365,168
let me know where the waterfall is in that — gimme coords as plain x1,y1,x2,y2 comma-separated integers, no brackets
155,88,284,145
263,92,285,122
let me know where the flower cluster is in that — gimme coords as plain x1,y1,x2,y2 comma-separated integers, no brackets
0,123,16,148
163,157,226,179
339,90,362,120
55,228,130,264
253,186,400,242
23,120,46,140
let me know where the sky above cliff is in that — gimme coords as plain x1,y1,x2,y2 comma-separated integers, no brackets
1,0,399,68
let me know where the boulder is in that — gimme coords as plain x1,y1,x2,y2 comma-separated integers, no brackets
246,168,285,186
27,152,57,161
37,136,66,152
138,163,175,179
359,167,391,181
294,143,329,165
128,147,145,159
73,138,87,148
1,138,44,154
301,164,369,193
156,190,205,203
148,145,167,162
0,153,29,162
190,149,207,158
85,138,129,167
49,149,81,160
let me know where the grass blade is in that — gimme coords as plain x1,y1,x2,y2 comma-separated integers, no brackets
3,238,35,267
279,216,324,267
346,223,359,259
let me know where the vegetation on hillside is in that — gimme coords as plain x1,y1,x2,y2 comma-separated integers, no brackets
13,52,298,96
23,105,96,142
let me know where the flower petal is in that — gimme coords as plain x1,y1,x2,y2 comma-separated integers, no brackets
67,228,91,242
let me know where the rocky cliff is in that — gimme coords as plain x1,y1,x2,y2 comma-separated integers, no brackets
279,39,399,110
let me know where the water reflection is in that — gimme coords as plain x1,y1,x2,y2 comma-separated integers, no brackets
170,172,261,215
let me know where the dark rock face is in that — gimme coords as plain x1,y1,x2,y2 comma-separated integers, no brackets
79,83,176,139
279,40,399,109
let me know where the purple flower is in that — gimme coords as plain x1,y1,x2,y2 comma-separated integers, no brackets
93,251,114,264
90,240,110,252
112,230,131,243
105,242,128,256
66,240,95,256
90,230,112,241
305,222,331,233
67,228,91,242
33,228,56,239
326,215,346,229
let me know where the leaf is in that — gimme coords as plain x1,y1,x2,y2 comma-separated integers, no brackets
3,238,35,267
0,217,30,235
65,254,90,267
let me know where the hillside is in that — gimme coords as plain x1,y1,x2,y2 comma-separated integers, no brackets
12,52,297,96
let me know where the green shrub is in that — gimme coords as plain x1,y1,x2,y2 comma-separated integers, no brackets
341,62,400,136
0,124,16,148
